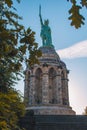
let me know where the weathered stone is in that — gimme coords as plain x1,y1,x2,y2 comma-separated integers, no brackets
24,46,75,115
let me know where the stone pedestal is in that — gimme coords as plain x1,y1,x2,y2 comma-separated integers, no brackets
26,105,75,115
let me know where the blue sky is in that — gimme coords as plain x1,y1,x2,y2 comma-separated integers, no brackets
14,0,87,114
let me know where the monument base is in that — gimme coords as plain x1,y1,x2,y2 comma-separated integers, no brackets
20,114,87,130
26,105,75,115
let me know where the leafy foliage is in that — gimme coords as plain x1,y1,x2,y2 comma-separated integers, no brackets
67,0,87,28
0,1,41,128
0,0,41,92
20,28,42,66
81,0,87,7
0,88,25,130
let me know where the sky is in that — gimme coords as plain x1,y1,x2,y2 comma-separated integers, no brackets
14,0,87,115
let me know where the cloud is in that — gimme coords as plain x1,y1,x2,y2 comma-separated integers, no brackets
57,40,87,59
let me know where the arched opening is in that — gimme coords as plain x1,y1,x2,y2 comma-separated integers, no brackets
48,68,57,104
35,68,42,104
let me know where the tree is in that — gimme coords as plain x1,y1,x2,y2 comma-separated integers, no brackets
0,88,25,130
0,1,41,129
0,0,41,93
67,0,87,28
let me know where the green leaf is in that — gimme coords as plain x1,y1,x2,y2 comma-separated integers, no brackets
81,0,87,8
5,0,13,7
68,3,85,28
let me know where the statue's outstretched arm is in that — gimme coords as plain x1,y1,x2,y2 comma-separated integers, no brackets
39,5,43,26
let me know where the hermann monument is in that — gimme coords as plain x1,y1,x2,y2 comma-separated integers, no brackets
24,6,75,115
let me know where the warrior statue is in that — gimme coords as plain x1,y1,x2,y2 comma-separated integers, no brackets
39,5,52,46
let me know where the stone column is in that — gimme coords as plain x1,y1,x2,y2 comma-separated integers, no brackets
29,74,35,105
64,78,69,106
62,69,69,106
55,73,63,105
42,68,49,104
24,69,30,106
24,70,28,99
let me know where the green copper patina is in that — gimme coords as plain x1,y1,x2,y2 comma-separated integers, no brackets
39,5,54,48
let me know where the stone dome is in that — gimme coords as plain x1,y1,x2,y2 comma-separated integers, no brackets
39,46,66,69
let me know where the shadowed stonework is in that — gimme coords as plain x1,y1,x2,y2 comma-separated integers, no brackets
20,113,87,130
24,46,75,115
